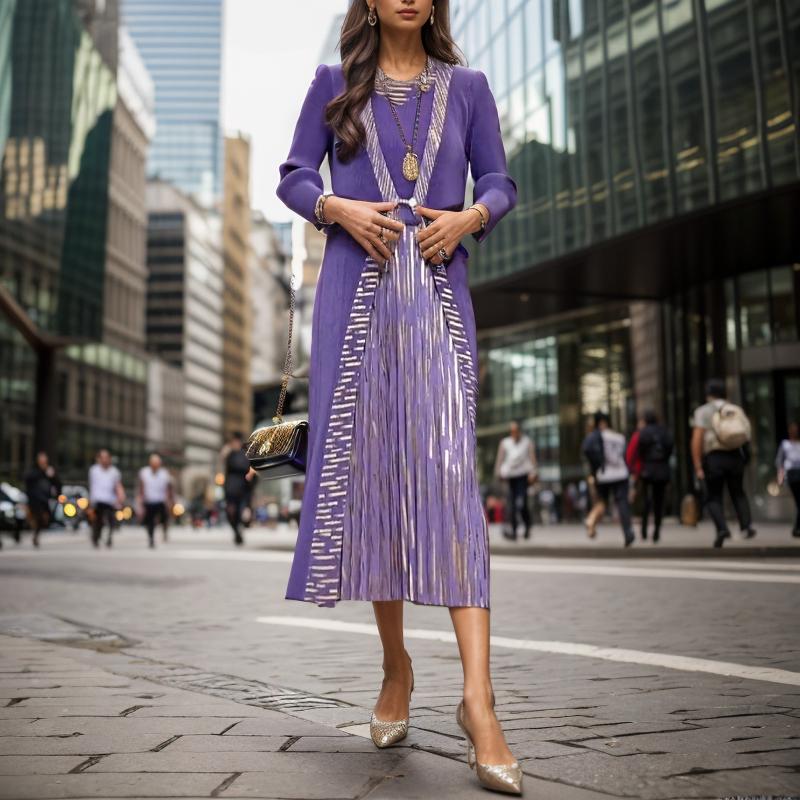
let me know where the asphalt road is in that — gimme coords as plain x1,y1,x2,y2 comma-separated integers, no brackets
0,525,798,799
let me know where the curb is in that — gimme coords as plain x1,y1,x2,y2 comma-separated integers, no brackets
254,541,800,559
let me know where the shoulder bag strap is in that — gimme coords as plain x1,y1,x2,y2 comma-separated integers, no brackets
273,274,298,424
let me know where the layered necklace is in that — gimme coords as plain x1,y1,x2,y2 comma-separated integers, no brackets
375,58,432,182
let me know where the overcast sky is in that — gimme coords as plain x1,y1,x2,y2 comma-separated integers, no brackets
222,0,349,222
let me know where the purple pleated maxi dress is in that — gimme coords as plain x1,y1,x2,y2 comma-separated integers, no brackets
277,58,517,609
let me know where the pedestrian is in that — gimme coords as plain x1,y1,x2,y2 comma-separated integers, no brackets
222,432,253,547
775,420,800,538
637,410,674,543
583,412,635,546
691,378,756,547
493,420,537,540
88,449,125,548
625,415,644,511
23,451,61,548
276,3,522,793
582,419,604,537
137,453,174,548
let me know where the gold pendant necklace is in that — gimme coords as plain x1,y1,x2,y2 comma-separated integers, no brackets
383,59,428,184
402,149,420,181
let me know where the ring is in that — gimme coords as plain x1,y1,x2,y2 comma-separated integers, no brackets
438,247,449,261
378,227,387,244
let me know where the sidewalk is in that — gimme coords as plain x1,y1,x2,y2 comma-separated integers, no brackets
272,519,800,557
487,519,800,557
7,519,799,558
0,633,610,800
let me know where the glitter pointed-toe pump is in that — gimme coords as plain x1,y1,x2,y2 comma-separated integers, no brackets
456,701,523,795
369,661,414,748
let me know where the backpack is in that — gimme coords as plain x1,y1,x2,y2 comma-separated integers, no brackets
582,430,605,474
646,426,674,463
711,402,751,450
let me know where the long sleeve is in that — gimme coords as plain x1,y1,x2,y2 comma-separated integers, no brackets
277,64,335,226
467,70,517,242
776,441,785,471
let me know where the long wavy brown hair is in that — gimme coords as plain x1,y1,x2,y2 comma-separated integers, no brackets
327,0,465,162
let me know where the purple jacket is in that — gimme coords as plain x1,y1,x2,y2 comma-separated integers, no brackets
277,61,517,602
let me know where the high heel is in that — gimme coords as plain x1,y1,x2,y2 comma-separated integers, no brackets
370,657,414,748
456,701,523,796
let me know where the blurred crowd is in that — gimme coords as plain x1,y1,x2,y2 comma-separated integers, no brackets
488,377,800,547
3,379,799,551
0,432,297,550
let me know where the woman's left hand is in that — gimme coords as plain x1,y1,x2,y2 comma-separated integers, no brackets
416,205,485,266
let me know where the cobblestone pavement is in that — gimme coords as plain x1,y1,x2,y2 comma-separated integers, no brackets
0,526,798,799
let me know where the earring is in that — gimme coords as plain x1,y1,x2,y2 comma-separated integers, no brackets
430,3,435,25
368,6,377,26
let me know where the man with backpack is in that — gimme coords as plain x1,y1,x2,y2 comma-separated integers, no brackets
691,378,756,547
582,412,635,546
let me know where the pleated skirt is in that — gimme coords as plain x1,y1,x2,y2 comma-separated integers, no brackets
338,228,490,608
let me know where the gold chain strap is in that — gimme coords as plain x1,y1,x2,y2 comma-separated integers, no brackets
273,272,296,423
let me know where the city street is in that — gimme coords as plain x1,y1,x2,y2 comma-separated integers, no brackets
0,526,798,799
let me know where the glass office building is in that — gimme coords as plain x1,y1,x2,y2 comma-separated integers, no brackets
0,0,116,478
451,0,800,518
1,0,154,487
123,0,223,202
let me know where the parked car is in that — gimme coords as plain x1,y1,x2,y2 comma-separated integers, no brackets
0,482,28,540
52,484,90,530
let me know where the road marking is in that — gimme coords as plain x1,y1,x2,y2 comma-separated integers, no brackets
612,558,800,572
338,722,372,739
4,547,799,583
256,616,800,687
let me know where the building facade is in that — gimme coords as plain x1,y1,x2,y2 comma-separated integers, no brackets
0,0,147,485
145,180,224,497
123,0,224,204
450,0,800,518
54,18,156,487
146,357,185,466
249,211,292,426
221,135,253,439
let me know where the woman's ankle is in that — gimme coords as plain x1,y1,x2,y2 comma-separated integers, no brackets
381,650,412,681
463,683,495,710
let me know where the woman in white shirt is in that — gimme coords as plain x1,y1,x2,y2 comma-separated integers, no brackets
494,421,537,540
776,421,800,537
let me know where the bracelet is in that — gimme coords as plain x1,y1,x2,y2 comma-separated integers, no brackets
314,192,334,226
467,204,487,232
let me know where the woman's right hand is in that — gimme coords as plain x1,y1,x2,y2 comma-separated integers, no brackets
323,197,404,262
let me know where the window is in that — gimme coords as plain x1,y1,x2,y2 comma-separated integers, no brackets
738,271,771,347
770,267,797,343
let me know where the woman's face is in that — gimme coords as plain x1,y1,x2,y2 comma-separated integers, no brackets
368,0,434,34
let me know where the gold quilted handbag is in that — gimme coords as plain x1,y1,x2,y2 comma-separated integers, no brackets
246,275,308,479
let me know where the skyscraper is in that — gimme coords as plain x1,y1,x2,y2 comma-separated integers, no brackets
122,0,223,204
145,180,224,496
221,134,253,439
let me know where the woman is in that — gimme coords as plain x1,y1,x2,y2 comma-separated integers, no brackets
277,0,520,794
776,421,800,537
637,410,674,543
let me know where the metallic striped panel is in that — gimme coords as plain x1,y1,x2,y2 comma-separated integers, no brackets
362,59,453,204
339,226,489,607
303,264,382,606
